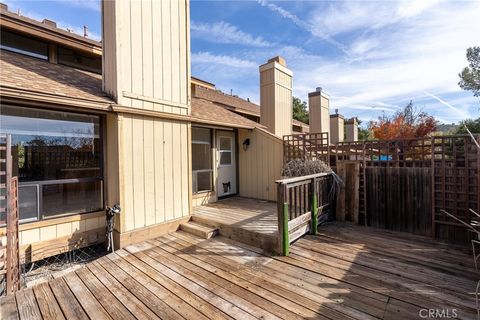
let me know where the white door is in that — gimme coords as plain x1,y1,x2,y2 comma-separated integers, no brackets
216,131,237,197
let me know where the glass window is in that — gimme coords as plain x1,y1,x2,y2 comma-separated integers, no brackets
218,136,232,166
192,127,213,193
58,46,102,74
219,152,232,166
0,29,48,60
0,106,103,222
219,137,231,151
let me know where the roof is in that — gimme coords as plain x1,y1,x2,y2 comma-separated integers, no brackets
193,84,309,131
0,50,111,104
0,50,260,129
0,49,303,132
190,98,260,129
0,7,101,55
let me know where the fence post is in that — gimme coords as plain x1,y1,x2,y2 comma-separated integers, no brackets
311,178,318,235
282,203,289,255
277,183,290,256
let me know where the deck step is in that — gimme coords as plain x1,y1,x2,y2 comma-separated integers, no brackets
180,221,218,239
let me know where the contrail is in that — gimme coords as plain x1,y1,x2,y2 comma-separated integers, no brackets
422,91,469,119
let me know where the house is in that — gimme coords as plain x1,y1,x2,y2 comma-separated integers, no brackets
0,1,283,261
0,0,358,262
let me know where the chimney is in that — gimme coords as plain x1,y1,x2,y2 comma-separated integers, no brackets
0,3,8,12
102,1,190,110
308,87,330,142
330,114,345,144
259,56,293,137
42,19,57,28
345,118,358,141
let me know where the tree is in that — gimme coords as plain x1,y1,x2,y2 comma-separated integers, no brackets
369,101,437,140
458,46,480,97
292,96,309,124
455,117,480,134
356,119,373,141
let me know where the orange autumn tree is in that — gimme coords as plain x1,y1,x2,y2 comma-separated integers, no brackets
369,101,437,140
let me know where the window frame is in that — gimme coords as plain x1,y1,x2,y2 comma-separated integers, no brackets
218,136,233,168
0,105,105,225
0,29,49,60
192,127,213,194
57,45,102,74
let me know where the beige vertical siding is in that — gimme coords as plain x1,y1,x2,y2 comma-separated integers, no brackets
119,114,190,232
103,0,190,115
238,128,283,201
309,92,330,141
260,61,293,137
330,115,345,144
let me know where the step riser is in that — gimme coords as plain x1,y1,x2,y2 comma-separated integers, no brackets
180,223,218,239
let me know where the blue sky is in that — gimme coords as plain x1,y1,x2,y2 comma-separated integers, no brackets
4,0,480,124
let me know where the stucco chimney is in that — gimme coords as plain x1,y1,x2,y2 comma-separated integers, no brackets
259,56,293,137
102,0,190,112
330,114,345,144
308,87,330,142
345,118,358,141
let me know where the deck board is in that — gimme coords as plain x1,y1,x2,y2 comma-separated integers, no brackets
193,197,279,235
2,223,477,320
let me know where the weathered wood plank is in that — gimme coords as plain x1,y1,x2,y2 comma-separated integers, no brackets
75,267,135,320
86,261,160,320
15,288,42,320
32,282,65,320
63,272,111,320
0,293,19,320
49,277,89,320
95,256,183,320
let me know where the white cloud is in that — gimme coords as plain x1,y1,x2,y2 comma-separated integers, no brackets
258,0,348,53
191,21,271,47
192,52,257,70
274,0,480,122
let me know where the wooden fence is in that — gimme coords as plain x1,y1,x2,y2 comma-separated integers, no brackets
366,167,432,235
276,173,333,255
283,133,480,244
283,133,330,164
0,134,21,295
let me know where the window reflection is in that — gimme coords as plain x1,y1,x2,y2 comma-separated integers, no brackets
0,106,103,222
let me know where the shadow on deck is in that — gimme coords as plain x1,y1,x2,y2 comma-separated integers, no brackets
192,197,280,253
1,223,477,319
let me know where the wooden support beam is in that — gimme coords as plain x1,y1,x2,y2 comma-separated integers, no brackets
282,203,289,256
311,179,318,235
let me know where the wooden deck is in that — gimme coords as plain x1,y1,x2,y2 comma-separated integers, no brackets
1,223,478,320
193,197,279,252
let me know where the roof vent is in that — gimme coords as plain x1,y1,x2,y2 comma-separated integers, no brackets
42,19,57,28
316,87,322,92
0,3,8,12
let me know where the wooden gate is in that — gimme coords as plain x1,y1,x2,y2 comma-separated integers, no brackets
0,134,21,295
366,167,432,236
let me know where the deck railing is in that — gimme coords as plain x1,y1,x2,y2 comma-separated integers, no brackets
276,172,333,255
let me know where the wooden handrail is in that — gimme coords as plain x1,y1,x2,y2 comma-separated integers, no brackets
276,172,333,255
275,172,331,184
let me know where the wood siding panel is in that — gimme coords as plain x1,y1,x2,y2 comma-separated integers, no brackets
119,115,190,232
238,128,283,201
144,118,156,226
141,0,154,111
103,0,190,114
260,63,292,137
154,120,165,223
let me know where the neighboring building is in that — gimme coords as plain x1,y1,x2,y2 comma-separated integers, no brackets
0,1,286,261
192,76,310,134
